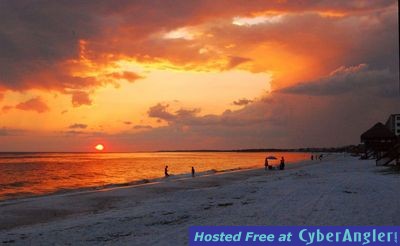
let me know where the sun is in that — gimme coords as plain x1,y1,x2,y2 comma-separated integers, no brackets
95,144,104,151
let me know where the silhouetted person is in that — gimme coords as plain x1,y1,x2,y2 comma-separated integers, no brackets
264,158,269,171
319,154,323,161
279,157,285,170
191,166,195,177
165,165,169,177
311,155,314,161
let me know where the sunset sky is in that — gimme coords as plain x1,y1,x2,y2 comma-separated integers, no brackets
0,0,399,152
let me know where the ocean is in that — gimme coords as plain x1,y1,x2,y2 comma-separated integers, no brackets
0,152,310,201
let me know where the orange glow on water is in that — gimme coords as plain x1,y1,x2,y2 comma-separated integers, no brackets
0,152,313,200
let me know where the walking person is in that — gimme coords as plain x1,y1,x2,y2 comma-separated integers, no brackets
264,157,269,171
191,166,195,177
164,165,169,177
279,157,285,170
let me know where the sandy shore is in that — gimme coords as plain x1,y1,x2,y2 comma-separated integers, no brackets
0,154,399,245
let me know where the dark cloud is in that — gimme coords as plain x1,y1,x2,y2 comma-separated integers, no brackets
0,127,26,137
133,125,153,130
61,130,105,137
233,98,253,106
147,103,176,121
0,1,101,90
68,123,88,129
147,104,201,124
175,108,201,118
226,56,252,69
123,121,132,125
147,102,271,127
15,97,49,113
63,130,86,136
279,64,397,97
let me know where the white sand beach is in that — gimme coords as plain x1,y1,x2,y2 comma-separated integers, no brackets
0,154,399,245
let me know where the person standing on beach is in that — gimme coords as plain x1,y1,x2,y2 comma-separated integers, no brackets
279,157,285,170
165,165,169,177
191,167,195,177
264,158,269,171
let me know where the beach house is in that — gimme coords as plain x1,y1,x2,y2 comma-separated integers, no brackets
360,113,400,166
360,122,397,160
385,114,400,136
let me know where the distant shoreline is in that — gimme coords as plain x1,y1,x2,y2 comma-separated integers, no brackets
157,148,348,153
0,146,352,154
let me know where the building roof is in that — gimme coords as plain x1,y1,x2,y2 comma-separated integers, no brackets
361,122,396,140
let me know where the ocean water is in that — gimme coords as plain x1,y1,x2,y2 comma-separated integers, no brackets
0,152,310,201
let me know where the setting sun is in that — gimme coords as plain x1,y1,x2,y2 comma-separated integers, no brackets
95,144,104,151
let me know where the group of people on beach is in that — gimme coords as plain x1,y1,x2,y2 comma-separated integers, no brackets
264,156,285,171
165,155,288,178
311,154,324,161
164,165,196,178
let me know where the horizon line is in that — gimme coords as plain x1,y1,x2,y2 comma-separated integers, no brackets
0,146,354,154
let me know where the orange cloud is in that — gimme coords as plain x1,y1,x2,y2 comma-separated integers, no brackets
108,71,143,82
71,91,92,107
0,0,394,96
15,97,49,113
2,105,13,113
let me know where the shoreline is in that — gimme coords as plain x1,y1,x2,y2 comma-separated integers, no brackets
0,157,325,229
1,154,398,245
0,154,320,203
0,166,250,203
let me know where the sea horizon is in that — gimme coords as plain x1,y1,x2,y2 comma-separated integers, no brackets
0,146,348,154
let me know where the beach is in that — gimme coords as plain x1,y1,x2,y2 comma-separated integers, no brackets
0,154,399,245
